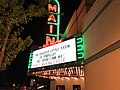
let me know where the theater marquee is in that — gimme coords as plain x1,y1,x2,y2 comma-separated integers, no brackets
28,35,84,72
31,38,77,68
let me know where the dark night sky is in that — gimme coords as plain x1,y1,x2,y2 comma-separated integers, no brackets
6,0,81,85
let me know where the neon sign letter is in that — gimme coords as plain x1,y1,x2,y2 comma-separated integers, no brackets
46,36,55,45
48,14,56,22
48,4,57,12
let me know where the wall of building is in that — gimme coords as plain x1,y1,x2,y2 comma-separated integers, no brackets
83,0,120,90
85,48,120,90
50,78,85,90
82,0,120,59
78,0,120,90
64,0,120,90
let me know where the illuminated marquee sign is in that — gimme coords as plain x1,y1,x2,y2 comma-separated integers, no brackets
31,38,77,69
28,35,84,70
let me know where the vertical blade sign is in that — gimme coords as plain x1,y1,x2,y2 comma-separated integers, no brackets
45,0,60,47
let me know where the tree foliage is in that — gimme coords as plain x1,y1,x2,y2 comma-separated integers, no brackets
0,0,48,71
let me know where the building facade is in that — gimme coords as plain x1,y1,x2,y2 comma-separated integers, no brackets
64,0,120,90
28,0,120,90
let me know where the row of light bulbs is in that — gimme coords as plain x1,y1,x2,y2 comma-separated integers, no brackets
39,75,84,80
32,66,84,79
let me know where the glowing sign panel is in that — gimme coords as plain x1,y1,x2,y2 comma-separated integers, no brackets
31,38,77,68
